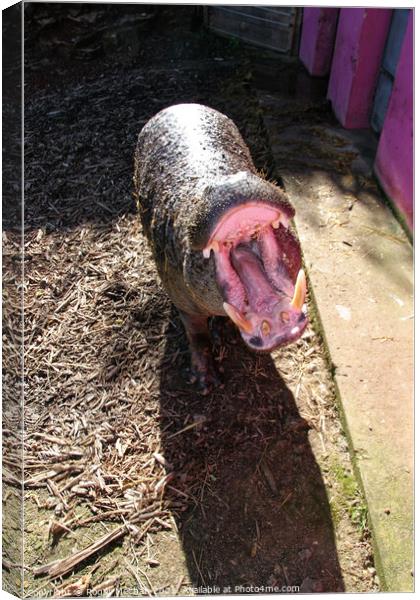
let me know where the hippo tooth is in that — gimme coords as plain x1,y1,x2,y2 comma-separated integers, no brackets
290,268,307,311
272,213,289,229
223,302,253,334
202,240,220,259
280,214,289,228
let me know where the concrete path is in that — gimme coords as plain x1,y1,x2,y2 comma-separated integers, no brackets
259,90,414,592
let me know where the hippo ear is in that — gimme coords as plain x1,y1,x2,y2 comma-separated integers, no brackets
186,172,295,251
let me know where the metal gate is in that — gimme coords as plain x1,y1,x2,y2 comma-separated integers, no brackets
371,9,410,133
204,6,301,55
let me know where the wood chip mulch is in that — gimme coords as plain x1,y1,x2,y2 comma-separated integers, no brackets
2,6,377,594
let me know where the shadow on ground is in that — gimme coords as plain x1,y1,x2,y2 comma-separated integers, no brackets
159,309,344,592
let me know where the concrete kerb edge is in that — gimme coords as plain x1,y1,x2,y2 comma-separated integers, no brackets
302,254,388,591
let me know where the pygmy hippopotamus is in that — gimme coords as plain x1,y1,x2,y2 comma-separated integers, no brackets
134,103,307,391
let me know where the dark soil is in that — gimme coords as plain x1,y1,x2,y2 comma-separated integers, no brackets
3,4,377,597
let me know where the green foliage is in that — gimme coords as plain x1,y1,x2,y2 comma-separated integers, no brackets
329,460,369,533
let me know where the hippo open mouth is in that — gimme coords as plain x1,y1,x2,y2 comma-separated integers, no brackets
203,203,308,351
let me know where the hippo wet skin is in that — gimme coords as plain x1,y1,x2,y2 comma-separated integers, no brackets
134,103,307,390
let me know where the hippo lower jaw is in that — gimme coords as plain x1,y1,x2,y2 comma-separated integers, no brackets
203,202,308,351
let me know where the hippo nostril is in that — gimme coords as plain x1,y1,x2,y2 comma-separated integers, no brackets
249,336,263,347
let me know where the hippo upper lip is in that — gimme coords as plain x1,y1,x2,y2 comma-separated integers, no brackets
202,202,290,257
188,171,295,251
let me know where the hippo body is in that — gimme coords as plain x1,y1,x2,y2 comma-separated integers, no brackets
134,104,307,389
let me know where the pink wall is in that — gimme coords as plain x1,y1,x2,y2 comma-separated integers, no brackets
327,8,392,128
299,8,339,77
374,12,413,228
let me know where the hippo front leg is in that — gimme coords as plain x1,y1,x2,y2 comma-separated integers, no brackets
178,311,221,394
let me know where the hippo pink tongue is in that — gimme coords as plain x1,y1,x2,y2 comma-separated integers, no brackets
230,244,283,314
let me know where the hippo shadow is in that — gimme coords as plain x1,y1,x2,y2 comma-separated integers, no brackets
158,307,344,593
